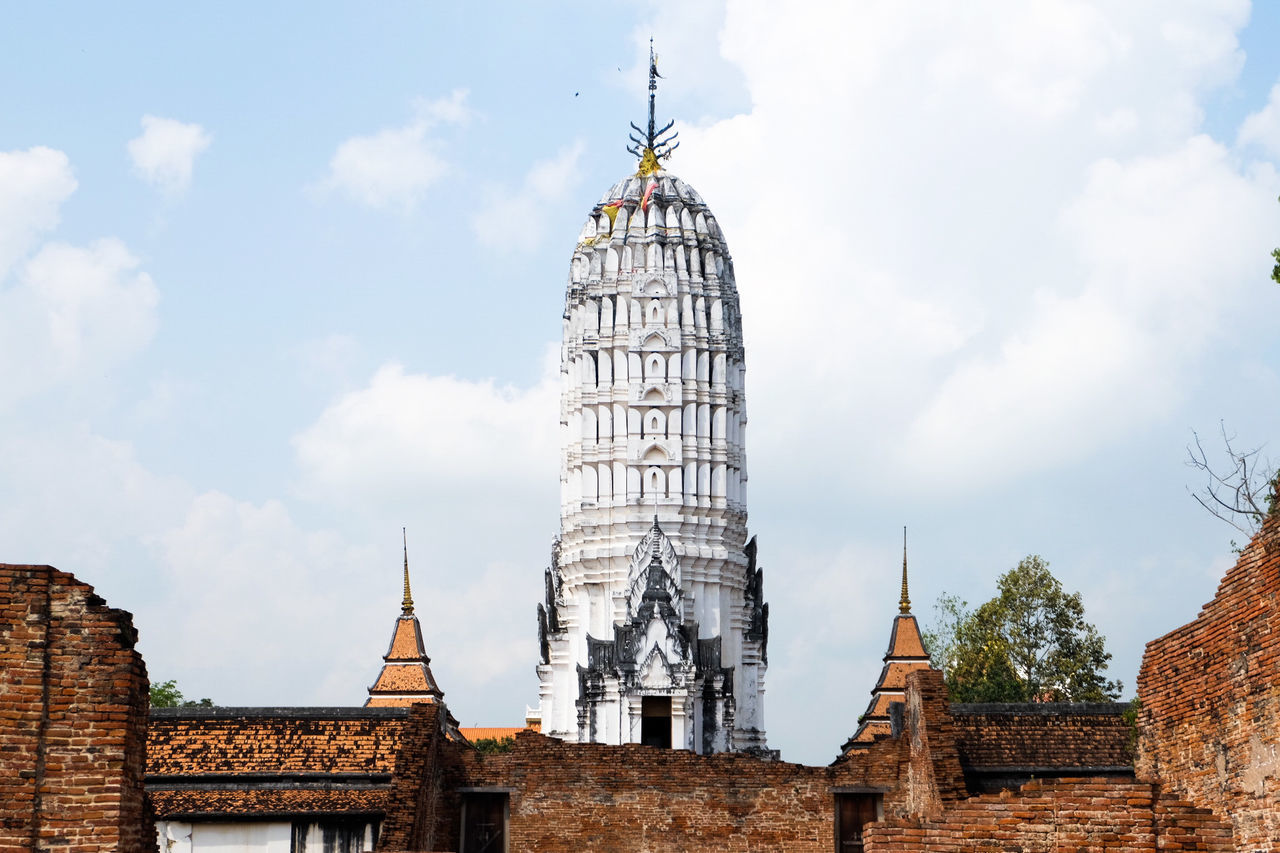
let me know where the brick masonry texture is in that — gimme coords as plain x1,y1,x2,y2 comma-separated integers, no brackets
1138,513,1280,850
5,550,1270,851
374,670,1232,853
863,778,1233,852
0,564,155,853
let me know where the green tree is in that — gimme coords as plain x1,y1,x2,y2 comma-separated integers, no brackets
149,679,214,708
471,736,515,755
924,556,1122,703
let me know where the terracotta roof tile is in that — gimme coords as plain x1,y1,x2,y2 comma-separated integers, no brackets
460,727,524,741
845,612,940,749
387,617,427,661
148,786,389,818
147,711,405,775
366,613,443,707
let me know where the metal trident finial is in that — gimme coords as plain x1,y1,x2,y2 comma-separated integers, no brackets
627,38,679,167
899,526,911,615
401,527,414,617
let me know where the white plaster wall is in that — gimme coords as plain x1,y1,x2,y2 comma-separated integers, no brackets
545,171,766,751
156,822,291,853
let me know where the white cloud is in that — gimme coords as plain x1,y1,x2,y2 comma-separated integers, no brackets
292,356,558,510
657,0,1279,495
147,491,383,703
901,135,1277,485
0,426,191,616
320,90,471,211
1238,81,1280,160
127,115,212,195
0,146,76,280
0,238,159,407
472,141,586,252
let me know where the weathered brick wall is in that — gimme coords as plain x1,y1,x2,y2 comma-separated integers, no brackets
0,564,155,853
862,778,1233,852
1137,513,1280,850
378,669,962,852
448,733,905,853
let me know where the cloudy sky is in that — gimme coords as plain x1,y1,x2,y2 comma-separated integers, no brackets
3,1,1279,764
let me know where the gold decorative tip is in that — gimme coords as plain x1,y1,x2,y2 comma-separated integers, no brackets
899,526,911,614
401,527,414,616
637,148,661,176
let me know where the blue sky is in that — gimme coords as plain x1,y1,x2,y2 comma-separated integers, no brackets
2,1,1279,764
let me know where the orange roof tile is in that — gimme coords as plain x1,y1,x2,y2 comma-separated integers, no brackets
460,727,525,742
387,616,427,661
149,786,389,819
844,610,940,751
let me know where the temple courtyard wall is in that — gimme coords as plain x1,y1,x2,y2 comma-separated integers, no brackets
4,516,1280,851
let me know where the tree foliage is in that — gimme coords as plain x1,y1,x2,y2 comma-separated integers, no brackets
924,556,1122,703
471,736,515,755
149,679,214,708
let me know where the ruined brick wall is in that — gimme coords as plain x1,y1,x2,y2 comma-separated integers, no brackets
0,564,155,853
862,778,1233,852
378,670,961,852
1137,513,1280,849
446,734,906,853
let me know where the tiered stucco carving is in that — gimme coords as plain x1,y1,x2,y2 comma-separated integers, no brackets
536,160,769,754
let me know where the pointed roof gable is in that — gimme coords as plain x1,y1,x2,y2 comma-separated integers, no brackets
365,533,445,708
843,529,938,748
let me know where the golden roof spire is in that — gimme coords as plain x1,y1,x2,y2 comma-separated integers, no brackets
899,526,911,615
401,527,414,617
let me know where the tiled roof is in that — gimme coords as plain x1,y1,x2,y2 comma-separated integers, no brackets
370,662,437,692
845,613,935,747
148,786,389,818
950,703,1134,770
366,614,443,707
387,617,426,660
147,708,407,775
460,727,524,742
147,708,407,819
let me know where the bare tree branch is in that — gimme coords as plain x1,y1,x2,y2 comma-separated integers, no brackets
1187,422,1276,535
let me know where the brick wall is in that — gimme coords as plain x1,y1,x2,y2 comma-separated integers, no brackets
377,670,964,852
0,564,155,853
1137,513,1280,850
862,778,1233,852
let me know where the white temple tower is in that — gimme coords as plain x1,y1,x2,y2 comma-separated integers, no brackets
536,50,769,754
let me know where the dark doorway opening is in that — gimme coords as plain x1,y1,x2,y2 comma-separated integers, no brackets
834,793,881,853
640,696,672,748
461,792,507,853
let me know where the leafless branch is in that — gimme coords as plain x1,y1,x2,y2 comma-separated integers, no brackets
1186,422,1275,535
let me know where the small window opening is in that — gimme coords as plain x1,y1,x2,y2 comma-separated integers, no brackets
641,696,672,749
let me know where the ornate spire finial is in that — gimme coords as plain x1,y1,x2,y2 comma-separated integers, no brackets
401,527,414,617
627,38,679,174
899,526,911,615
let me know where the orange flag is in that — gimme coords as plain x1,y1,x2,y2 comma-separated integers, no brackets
641,180,658,212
